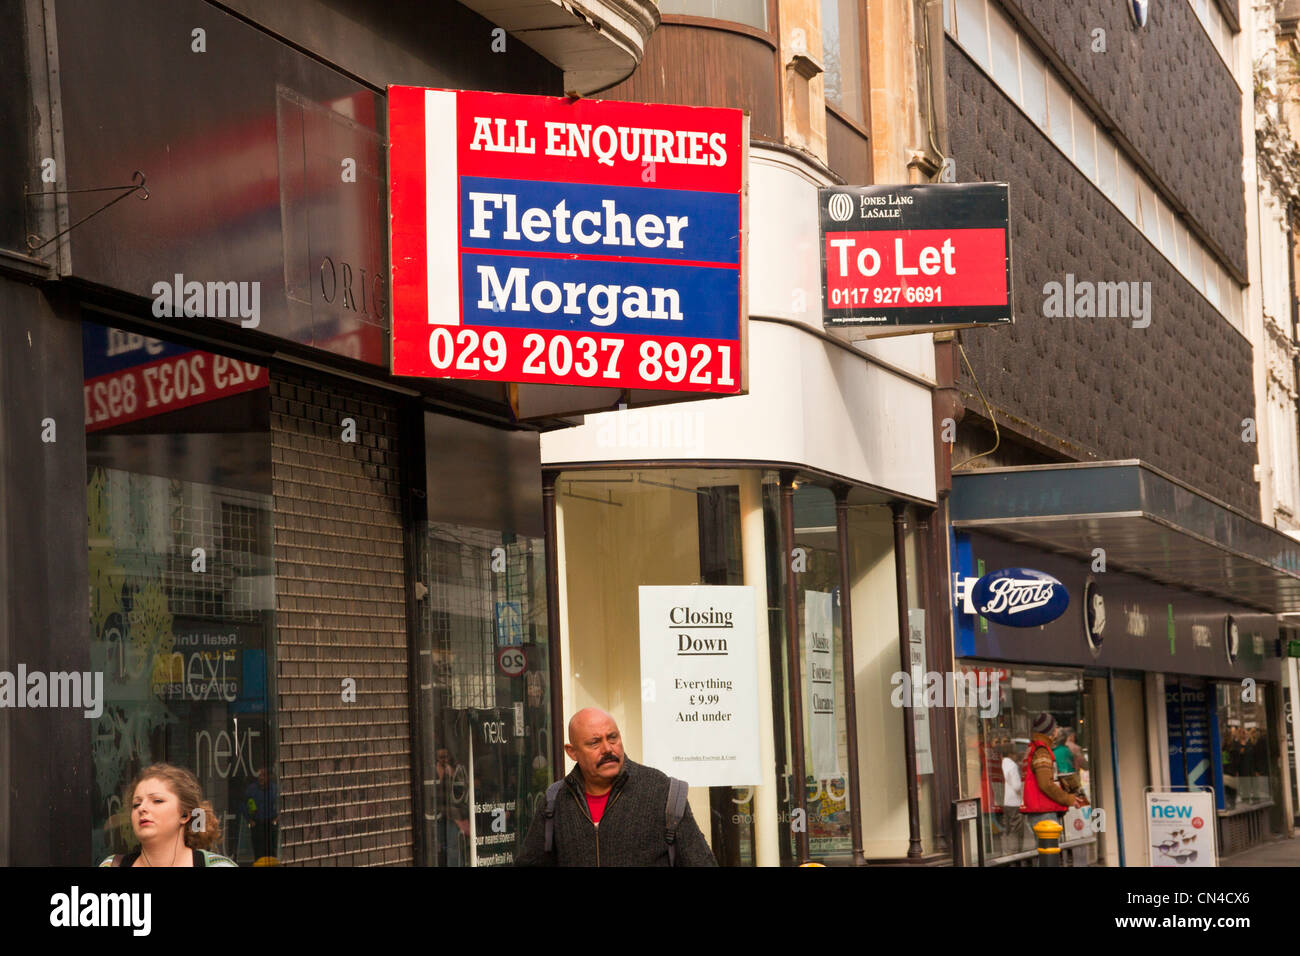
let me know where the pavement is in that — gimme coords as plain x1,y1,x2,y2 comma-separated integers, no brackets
1220,835,1300,866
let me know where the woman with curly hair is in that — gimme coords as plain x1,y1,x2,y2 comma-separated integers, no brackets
99,763,237,867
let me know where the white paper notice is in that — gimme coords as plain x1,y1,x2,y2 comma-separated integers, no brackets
639,586,761,787
909,608,933,776
806,590,839,780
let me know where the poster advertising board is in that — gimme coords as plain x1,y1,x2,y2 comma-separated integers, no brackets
1167,680,1213,791
806,590,838,779
1146,790,1217,867
818,182,1010,335
639,586,760,787
389,87,747,394
908,608,933,775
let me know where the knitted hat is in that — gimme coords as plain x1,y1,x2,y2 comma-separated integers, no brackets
1032,712,1056,735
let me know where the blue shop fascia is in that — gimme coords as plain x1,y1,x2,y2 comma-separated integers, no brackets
947,461,1299,862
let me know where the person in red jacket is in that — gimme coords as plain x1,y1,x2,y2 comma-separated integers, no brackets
1020,713,1085,833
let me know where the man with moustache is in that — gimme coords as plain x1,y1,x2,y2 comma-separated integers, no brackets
517,707,716,866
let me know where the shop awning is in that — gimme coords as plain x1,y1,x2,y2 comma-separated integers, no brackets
951,461,1300,614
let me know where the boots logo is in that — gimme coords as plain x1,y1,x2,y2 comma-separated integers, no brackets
969,568,1069,627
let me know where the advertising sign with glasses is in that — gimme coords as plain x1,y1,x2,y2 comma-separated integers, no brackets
1146,790,1218,867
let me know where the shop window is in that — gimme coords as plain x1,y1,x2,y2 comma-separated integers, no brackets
1215,682,1278,811
84,319,277,865
658,0,768,30
415,412,552,867
956,663,1094,863
414,521,551,867
822,0,866,124
762,481,856,861
555,468,758,865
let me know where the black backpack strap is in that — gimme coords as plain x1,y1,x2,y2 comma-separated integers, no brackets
543,780,565,855
665,777,689,867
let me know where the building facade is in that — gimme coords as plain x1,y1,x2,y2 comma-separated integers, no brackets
6,0,1300,869
1260,0,1300,832
1,0,662,866
943,0,1300,862
540,0,960,865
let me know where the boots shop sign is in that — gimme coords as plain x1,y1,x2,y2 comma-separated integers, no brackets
388,88,748,393
953,567,1069,628
818,182,1011,335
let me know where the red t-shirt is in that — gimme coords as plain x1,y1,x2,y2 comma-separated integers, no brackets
585,792,610,823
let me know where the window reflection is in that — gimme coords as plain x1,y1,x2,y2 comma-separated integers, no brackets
1216,683,1276,810
822,0,864,123
763,482,853,860
84,320,276,865
556,468,756,865
415,522,551,866
957,664,1092,863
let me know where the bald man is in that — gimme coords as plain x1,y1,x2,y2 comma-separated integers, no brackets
517,708,716,866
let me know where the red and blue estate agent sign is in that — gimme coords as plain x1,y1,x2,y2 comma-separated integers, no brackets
388,87,747,393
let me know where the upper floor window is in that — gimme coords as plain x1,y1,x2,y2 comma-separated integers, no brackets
822,0,865,124
659,0,768,31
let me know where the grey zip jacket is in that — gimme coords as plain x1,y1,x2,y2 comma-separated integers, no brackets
516,758,717,867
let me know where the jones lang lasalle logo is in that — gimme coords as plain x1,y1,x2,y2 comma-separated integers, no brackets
670,605,733,655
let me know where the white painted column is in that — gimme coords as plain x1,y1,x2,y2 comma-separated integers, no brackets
555,492,575,776
740,470,780,866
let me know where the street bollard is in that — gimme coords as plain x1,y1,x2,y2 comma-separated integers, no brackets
1033,819,1063,867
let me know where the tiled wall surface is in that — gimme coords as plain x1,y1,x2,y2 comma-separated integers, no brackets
999,0,1246,275
947,43,1259,516
270,371,413,865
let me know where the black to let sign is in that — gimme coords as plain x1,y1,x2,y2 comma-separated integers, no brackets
818,183,1011,334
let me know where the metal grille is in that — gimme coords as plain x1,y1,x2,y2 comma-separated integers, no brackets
93,470,271,621
1221,810,1268,857
270,371,412,866
421,524,524,710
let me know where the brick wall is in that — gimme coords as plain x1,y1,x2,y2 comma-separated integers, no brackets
270,371,413,865
947,41,1260,516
